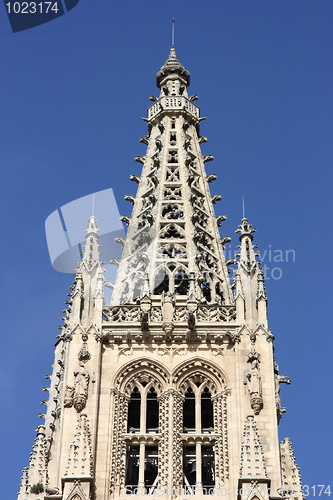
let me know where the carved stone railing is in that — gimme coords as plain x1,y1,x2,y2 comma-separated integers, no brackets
148,96,200,121
196,305,236,323
102,304,236,324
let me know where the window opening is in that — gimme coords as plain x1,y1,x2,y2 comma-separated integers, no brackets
144,446,158,493
202,281,211,302
175,269,189,295
170,133,177,145
146,388,159,432
171,120,176,129
133,281,143,302
162,245,183,258
127,387,141,433
183,446,196,493
183,387,195,432
168,150,178,163
153,271,169,295
215,284,224,305
201,388,214,433
125,445,139,493
201,446,215,494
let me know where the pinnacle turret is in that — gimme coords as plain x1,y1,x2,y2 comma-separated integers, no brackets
235,217,267,325
156,45,190,89
82,215,103,272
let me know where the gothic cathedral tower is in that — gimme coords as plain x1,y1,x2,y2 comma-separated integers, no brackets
18,44,303,500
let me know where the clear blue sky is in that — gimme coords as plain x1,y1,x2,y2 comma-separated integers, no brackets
1,1,332,497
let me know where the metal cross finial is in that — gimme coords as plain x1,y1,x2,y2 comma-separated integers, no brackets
172,18,175,47
242,195,245,219
92,193,95,217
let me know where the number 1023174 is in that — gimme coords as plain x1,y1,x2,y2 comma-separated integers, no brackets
5,2,59,14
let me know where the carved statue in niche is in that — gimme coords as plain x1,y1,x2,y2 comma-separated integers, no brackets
246,350,263,414
247,358,262,395
73,363,90,412
162,292,175,341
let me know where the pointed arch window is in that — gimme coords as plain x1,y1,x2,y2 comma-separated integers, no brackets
146,387,159,432
127,387,141,433
125,382,160,494
201,388,214,433
183,387,195,432
153,268,169,295
182,382,216,495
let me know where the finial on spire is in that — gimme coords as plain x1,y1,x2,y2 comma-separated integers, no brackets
242,195,245,219
172,18,175,47
92,193,95,217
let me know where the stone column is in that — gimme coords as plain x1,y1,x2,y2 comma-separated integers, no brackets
109,390,128,495
212,389,230,488
171,389,184,496
195,441,202,494
138,441,146,493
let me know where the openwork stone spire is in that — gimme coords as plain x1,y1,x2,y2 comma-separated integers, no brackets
112,46,233,306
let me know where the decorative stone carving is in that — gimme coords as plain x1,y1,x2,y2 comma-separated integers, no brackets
196,305,236,323
109,390,128,494
65,414,93,477
239,415,267,478
78,341,91,363
171,390,184,492
162,292,175,341
280,438,303,497
158,390,171,489
140,294,151,332
64,385,74,408
274,361,291,422
246,349,263,414
73,365,89,413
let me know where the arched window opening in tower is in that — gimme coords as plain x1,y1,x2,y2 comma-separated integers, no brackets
127,387,141,433
125,445,139,493
153,270,169,295
144,446,158,493
202,446,215,495
183,446,196,494
132,280,143,302
183,387,195,432
160,224,185,239
170,133,177,145
201,388,214,433
162,244,184,259
175,269,189,295
162,204,183,219
146,387,159,433
202,281,211,302
215,283,224,305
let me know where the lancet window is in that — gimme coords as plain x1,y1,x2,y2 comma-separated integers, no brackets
182,381,216,495
127,384,159,434
125,381,160,494
153,264,189,295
